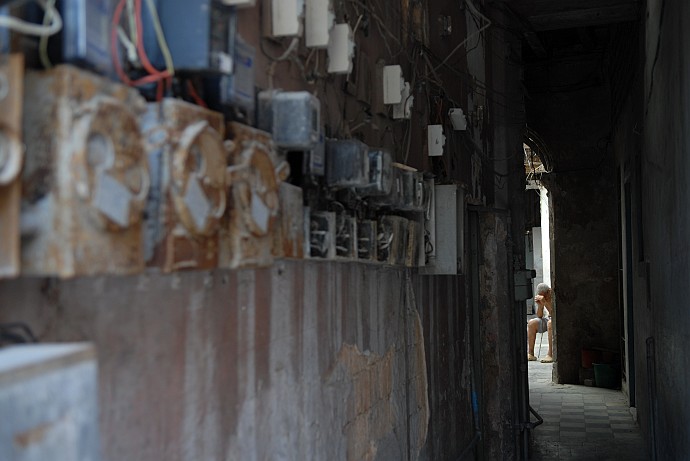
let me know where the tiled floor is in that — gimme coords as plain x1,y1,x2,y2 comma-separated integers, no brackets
528,334,649,460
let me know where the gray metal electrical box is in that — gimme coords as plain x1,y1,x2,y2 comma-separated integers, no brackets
421,184,464,275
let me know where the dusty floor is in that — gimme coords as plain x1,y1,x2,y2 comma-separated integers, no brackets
528,334,649,460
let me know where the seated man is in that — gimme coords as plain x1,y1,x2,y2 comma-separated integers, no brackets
527,283,554,363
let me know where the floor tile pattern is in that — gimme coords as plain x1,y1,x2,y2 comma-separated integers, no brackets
528,335,649,460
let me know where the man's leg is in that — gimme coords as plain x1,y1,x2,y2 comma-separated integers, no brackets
527,320,538,360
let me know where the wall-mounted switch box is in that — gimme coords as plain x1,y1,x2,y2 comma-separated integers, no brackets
0,55,23,279
204,35,256,116
393,81,413,119
325,138,370,189
428,124,446,156
356,149,393,197
383,65,404,105
309,210,336,259
223,122,288,268
272,91,320,150
141,99,227,272
21,65,148,278
305,0,334,48
264,0,303,37
398,168,426,212
146,0,236,74
327,23,355,74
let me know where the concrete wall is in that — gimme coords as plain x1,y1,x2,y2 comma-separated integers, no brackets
619,0,690,457
526,59,621,384
0,263,473,460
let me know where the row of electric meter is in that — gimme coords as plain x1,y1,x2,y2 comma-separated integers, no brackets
0,63,438,279
308,211,424,266
0,63,294,278
256,89,429,209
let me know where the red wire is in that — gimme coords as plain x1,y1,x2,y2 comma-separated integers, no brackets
134,0,165,77
111,0,172,87
186,81,208,108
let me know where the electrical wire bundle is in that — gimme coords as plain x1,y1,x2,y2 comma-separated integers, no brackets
111,0,174,97
0,0,61,36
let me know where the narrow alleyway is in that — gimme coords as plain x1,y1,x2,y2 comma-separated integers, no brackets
528,334,648,460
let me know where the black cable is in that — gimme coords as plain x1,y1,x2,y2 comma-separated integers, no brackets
645,0,666,115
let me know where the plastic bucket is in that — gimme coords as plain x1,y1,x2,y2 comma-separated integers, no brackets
581,348,602,368
593,363,618,389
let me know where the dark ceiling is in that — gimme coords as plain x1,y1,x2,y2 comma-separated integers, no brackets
502,0,640,59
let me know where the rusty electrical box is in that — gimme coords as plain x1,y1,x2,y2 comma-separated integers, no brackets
142,99,227,272
20,65,149,278
0,55,24,279
223,122,288,268
272,182,305,259
378,215,409,266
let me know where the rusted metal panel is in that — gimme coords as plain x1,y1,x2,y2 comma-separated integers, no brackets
222,122,288,268
272,182,304,259
142,99,226,272
20,65,148,278
0,55,24,279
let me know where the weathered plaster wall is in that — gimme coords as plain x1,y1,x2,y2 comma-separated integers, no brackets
476,209,520,461
0,262,455,460
416,274,473,460
635,0,690,457
526,59,620,384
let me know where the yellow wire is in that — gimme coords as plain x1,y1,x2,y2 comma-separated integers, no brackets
144,0,174,76
38,0,56,69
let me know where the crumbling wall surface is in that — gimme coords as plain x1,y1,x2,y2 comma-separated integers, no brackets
638,0,690,458
0,262,443,461
526,66,620,384
477,210,519,461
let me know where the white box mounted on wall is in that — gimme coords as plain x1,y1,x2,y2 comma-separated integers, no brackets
449,108,468,130
264,0,303,37
327,23,355,74
427,124,446,156
383,65,404,105
305,0,334,48
221,0,256,7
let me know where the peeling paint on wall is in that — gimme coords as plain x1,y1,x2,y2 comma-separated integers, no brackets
330,314,429,461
